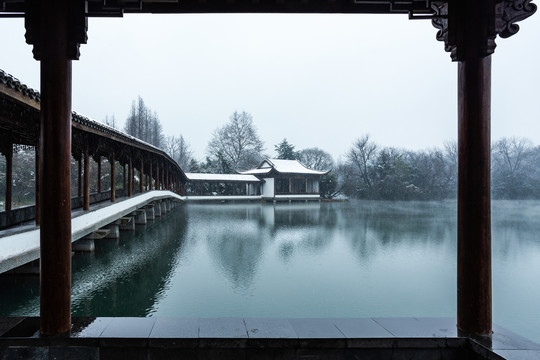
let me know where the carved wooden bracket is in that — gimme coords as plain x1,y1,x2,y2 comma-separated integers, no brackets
24,0,88,60
497,0,537,37
431,0,536,61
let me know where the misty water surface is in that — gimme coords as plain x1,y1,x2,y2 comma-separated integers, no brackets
1,200,539,343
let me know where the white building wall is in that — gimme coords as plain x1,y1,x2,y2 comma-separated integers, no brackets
262,178,275,198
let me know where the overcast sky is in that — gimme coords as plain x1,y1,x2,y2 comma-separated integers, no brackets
1,13,539,161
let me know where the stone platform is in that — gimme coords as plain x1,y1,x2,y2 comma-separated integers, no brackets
1,317,539,359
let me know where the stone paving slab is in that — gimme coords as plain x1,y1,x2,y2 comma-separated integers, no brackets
150,318,199,339
495,349,540,360
2,317,540,360
372,317,458,337
99,317,156,339
330,318,393,338
244,318,296,339
199,318,248,339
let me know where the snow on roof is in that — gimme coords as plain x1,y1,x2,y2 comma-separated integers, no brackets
186,173,261,182
242,159,328,176
239,168,272,175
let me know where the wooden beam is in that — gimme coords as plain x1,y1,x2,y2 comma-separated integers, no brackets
0,83,40,110
457,55,492,336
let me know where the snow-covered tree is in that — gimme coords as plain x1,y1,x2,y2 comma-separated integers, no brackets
207,111,264,171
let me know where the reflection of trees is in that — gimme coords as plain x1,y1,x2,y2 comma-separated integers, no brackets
187,204,267,291
206,224,266,291
0,208,189,317
70,210,189,316
271,203,338,262
492,200,540,259
339,200,457,262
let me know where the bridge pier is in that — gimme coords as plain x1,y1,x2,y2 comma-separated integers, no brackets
118,217,135,231
154,201,162,217
134,209,147,225
72,239,95,252
103,223,120,239
145,204,155,221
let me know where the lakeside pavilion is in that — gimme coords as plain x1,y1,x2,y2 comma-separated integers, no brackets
242,158,328,201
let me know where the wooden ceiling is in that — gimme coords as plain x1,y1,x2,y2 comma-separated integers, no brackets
1,0,436,17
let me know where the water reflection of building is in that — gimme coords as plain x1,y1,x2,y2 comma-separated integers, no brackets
262,203,323,227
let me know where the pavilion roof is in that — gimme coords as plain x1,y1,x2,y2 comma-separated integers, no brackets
186,173,261,182
241,158,328,176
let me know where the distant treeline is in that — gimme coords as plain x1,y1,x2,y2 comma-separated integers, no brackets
337,135,540,201
3,95,540,208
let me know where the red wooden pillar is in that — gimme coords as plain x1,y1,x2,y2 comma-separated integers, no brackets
161,166,164,190
123,164,127,191
5,144,13,211
77,157,82,197
110,154,116,202
35,145,40,225
156,163,160,190
140,159,144,193
128,157,133,197
96,156,101,193
149,162,153,190
457,56,492,336
83,148,90,210
38,0,73,335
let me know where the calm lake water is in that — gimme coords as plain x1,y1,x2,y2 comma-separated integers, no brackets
1,200,540,343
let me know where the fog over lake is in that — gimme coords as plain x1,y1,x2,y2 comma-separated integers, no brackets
1,200,539,343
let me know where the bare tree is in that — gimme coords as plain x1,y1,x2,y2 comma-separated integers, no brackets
207,111,264,171
124,96,164,148
165,135,193,171
299,147,334,171
492,137,534,198
347,135,377,193
104,114,117,129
